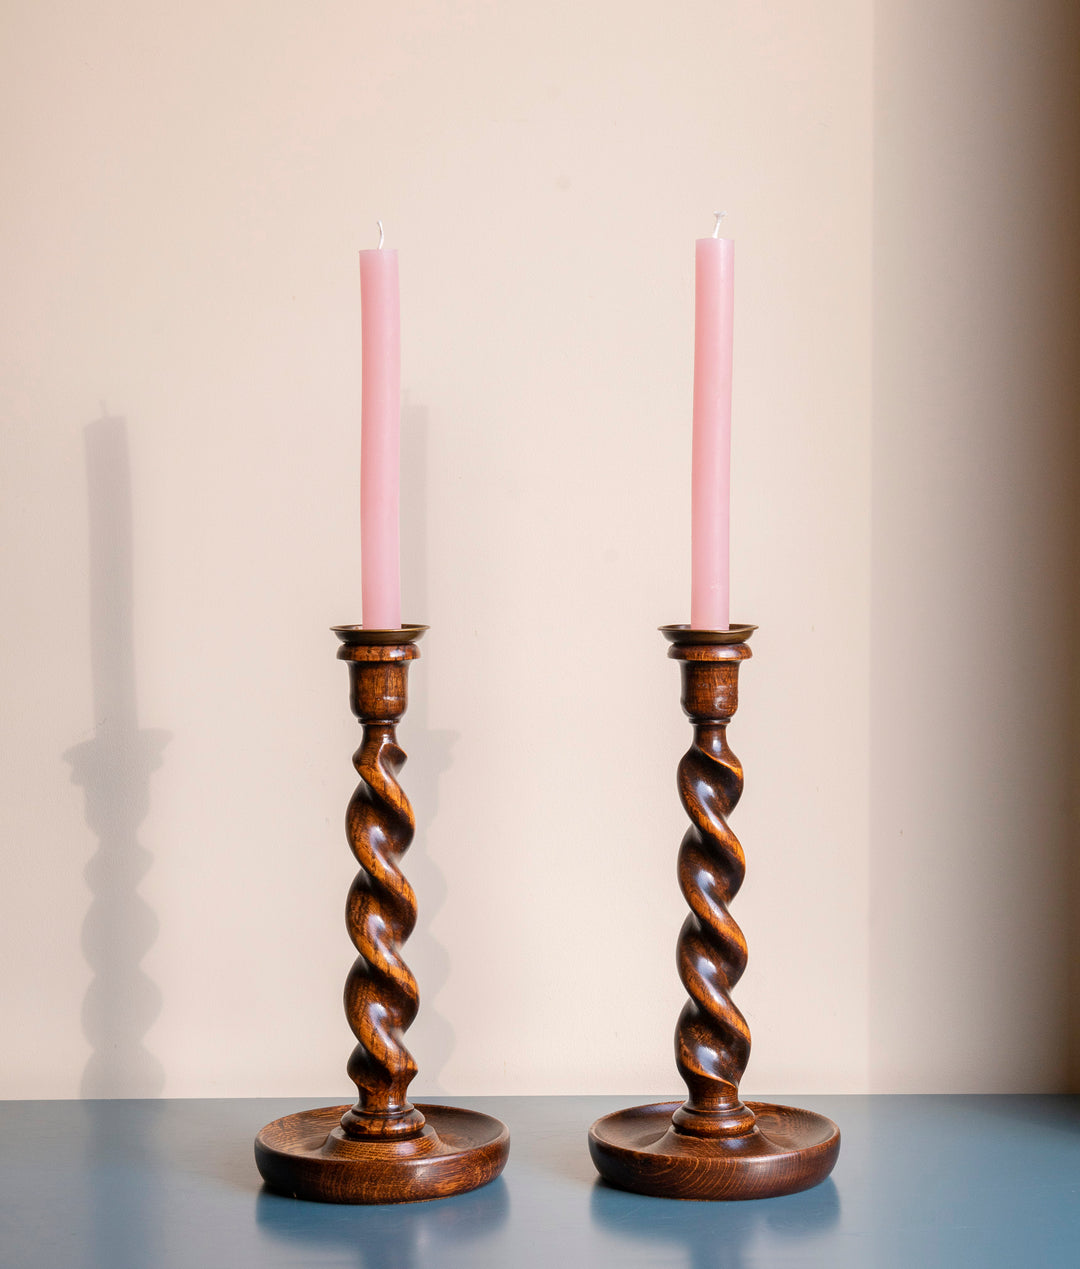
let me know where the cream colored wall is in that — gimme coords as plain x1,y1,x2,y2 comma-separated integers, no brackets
0,0,1073,1101
870,0,1080,1091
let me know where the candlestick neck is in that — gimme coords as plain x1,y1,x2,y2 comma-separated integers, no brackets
668,642,751,723
333,626,428,723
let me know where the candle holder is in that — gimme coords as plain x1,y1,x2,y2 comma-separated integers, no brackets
255,625,509,1203
588,624,840,1200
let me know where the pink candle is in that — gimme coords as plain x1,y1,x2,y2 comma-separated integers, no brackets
690,218,734,631
359,231,401,630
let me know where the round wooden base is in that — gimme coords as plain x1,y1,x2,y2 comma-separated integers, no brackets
589,1101,839,1201
255,1103,509,1204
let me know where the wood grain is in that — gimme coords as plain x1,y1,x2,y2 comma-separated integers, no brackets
254,625,509,1203
588,625,839,1200
589,1100,839,1201
336,629,425,1141
256,1103,509,1204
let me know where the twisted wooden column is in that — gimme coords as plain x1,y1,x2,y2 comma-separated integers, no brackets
670,637,756,1140
589,623,840,1200
255,625,509,1204
338,636,425,1141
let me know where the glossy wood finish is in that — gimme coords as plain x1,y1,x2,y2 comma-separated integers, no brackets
589,625,839,1200
334,625,427,1142
255,1103,509,1204
589,1101,840,1201
254,625,509,1203
668,636,755,1137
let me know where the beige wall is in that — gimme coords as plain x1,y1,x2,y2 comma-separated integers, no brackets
0,0,1074,1100
870,0,1080,1090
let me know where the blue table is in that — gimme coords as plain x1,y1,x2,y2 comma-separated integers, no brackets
2,1095,1078,1266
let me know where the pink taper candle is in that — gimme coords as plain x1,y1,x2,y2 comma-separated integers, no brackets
690,214,734,630
359,224,401,630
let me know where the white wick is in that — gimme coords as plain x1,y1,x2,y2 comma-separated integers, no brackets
377,220,385,249
712,211,727,239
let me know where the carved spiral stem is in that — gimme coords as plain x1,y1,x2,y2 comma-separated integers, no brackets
336,639,425,1141
669,639,756,1139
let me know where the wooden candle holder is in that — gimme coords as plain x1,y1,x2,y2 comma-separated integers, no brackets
255,625,509,1204
589,624,840,1200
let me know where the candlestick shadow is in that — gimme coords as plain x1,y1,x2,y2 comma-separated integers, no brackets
398,397,458,1093
65,412,169,1098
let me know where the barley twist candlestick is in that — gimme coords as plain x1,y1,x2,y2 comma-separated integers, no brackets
340,630,425,1142
255,625,509,1204
589,623,840,1200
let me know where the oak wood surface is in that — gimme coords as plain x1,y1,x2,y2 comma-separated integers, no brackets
588,625,839,1200
589,1100,840,1201
335,627,425,1141
254,626,509,1203
255,1103,509,1204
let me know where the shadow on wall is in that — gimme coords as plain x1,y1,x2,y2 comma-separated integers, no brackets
869,0,1080,1093
65,412,170,1097
393,396,458,1092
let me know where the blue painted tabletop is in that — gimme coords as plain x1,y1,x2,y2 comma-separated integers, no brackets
1,1094,1078,1267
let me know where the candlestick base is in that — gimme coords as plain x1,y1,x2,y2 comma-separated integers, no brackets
256,1103,509,1205
589,1101,839,1201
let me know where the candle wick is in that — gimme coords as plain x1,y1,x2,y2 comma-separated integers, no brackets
377,220,385,250
712,211,727,239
